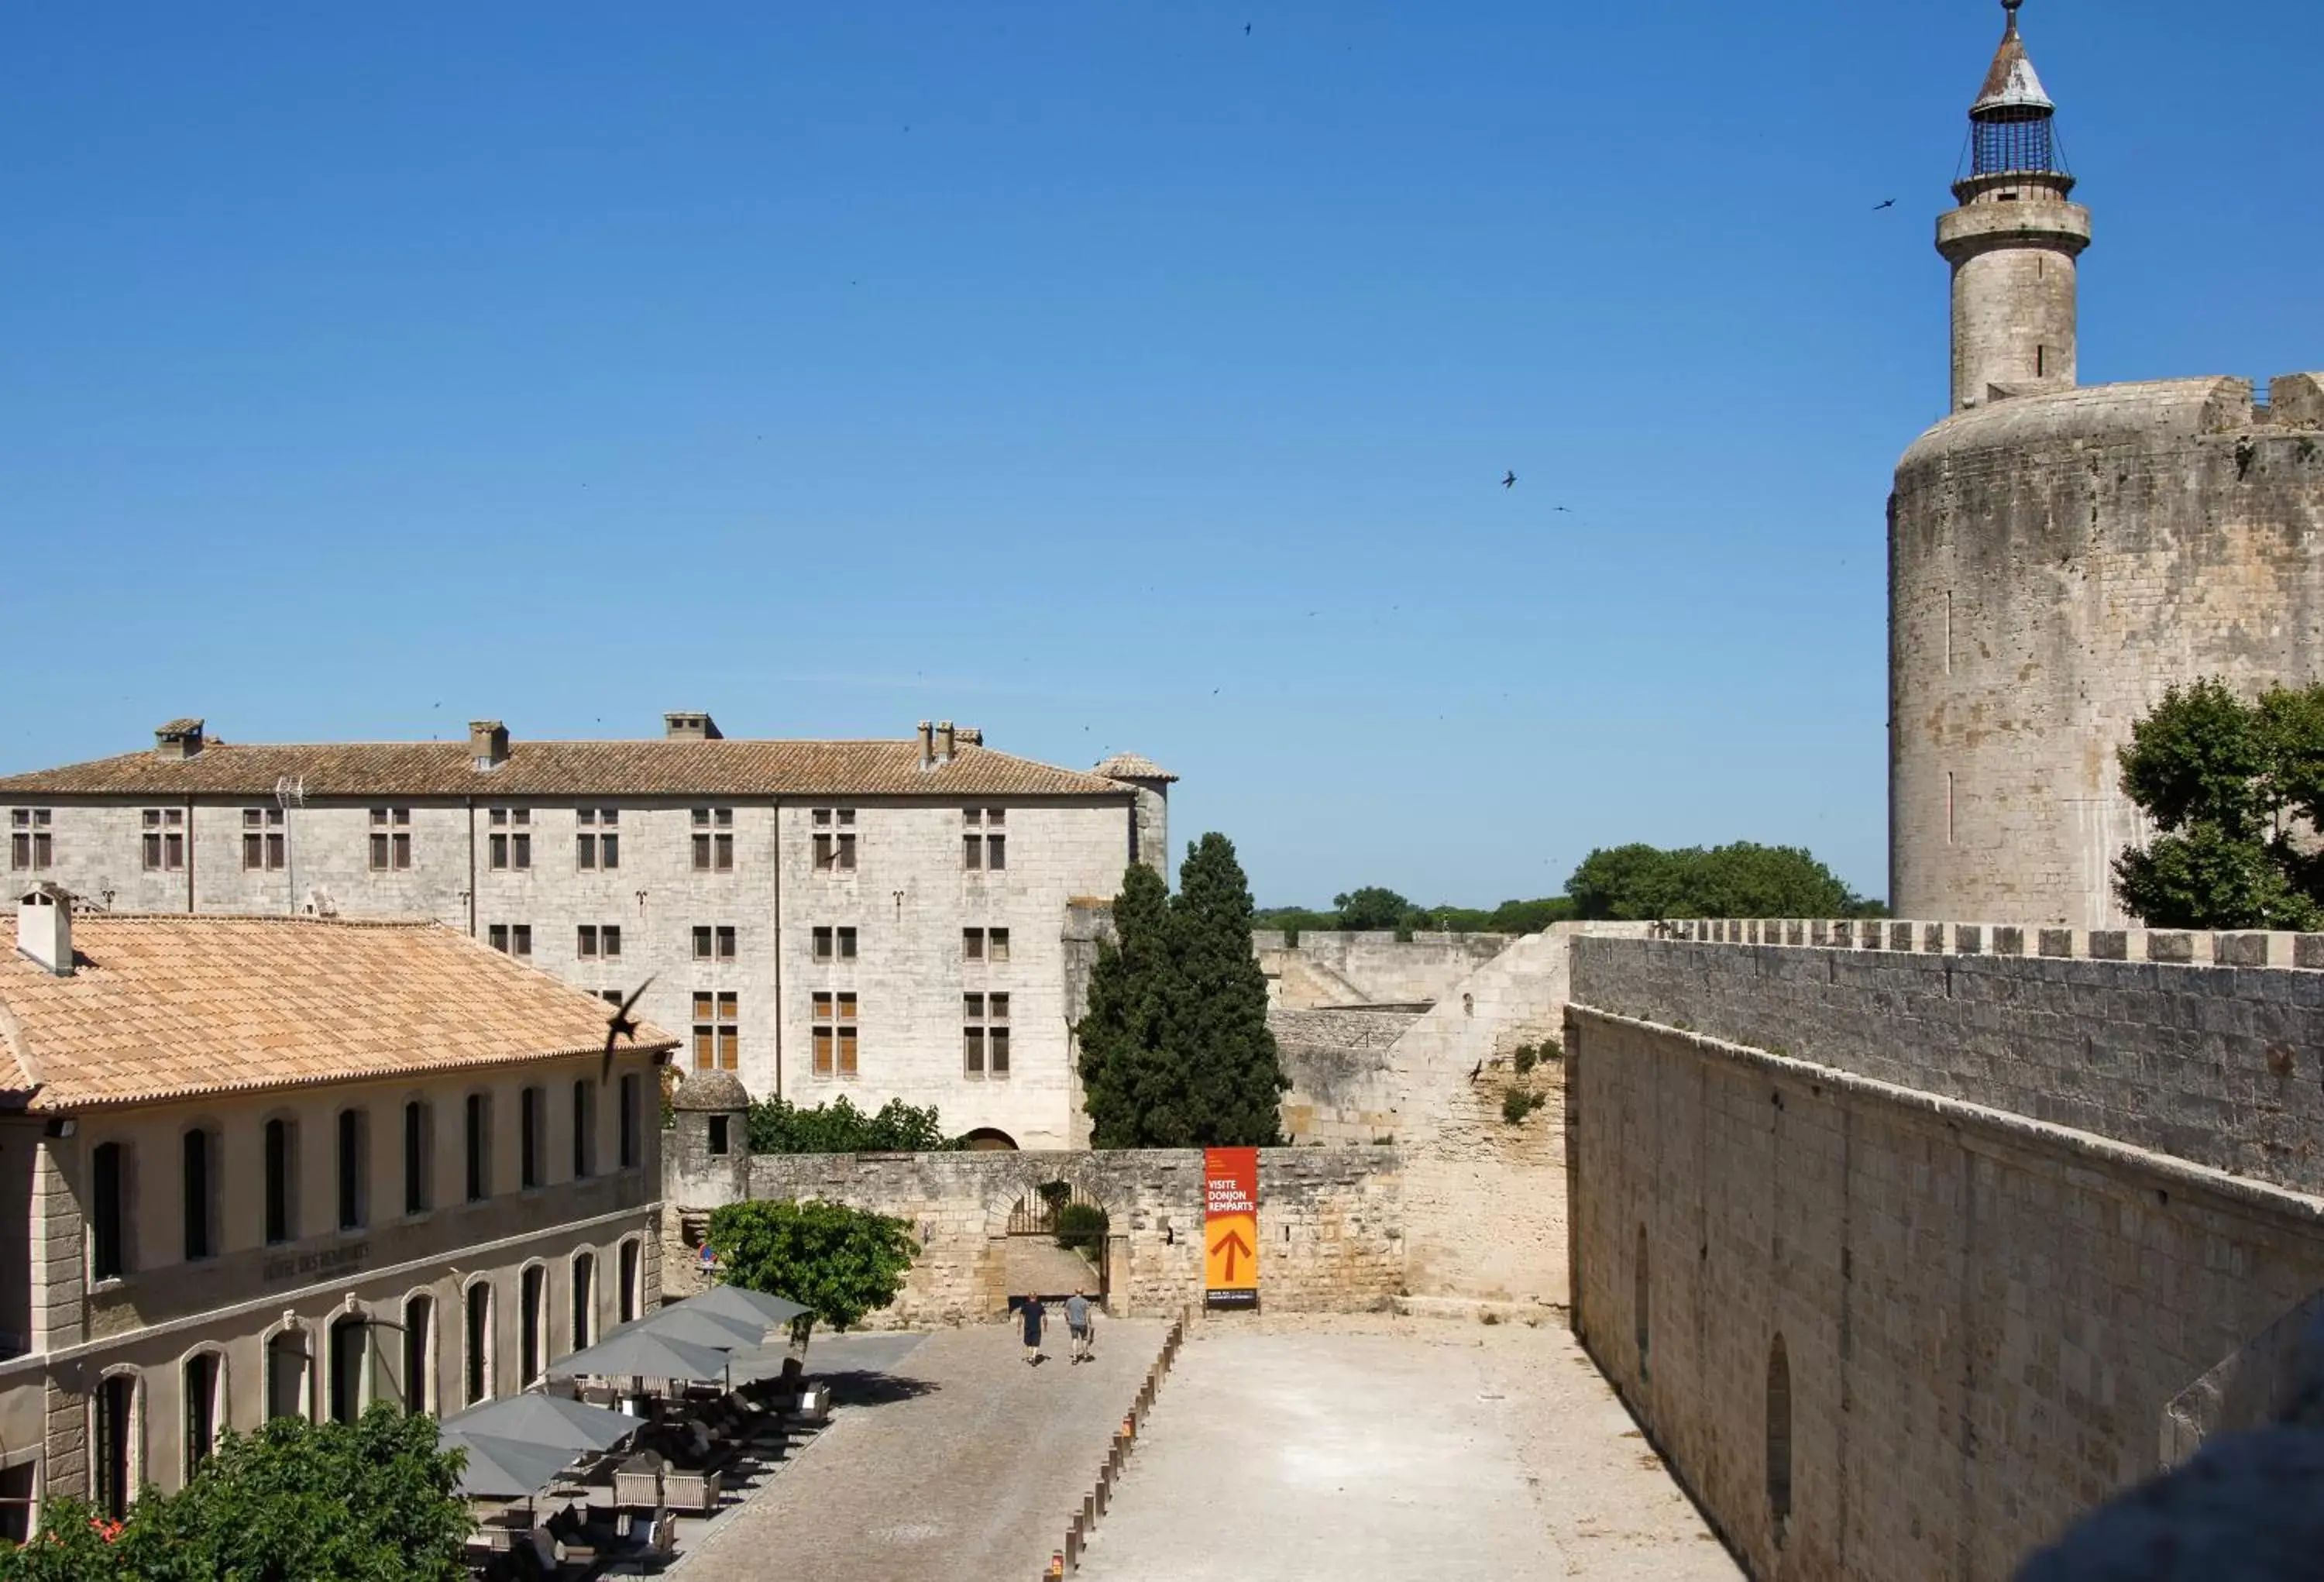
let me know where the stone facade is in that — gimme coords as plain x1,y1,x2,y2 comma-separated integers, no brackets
1255,930,1514,1008
0,720,1170,1150
1270,1006,1418,1144
1565,933,2324,1581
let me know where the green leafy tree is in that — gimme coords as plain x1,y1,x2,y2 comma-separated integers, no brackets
0,1407,473,1582
705,1199,916,1330
746,1095,956,1154
2113,678,2324,929
1078,836,1289,1148
1567,841,1873,920
1330,886,1412,930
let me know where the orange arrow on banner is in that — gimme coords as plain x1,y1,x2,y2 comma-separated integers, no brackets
1209,1226,1253,1285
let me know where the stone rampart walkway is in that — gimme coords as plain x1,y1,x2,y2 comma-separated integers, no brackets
1075,1316,1741,1581
673,1316,1163,1582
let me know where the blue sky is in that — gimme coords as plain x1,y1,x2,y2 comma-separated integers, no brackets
2,0,2317,907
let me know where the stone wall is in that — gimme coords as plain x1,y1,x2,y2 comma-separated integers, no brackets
1891,372,2324,929
1254,930,1514,1008
664,1142,1404,1328
1269,1006,1419,1144
1566,936,2324,1581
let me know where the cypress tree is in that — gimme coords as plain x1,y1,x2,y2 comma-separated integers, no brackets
1075,834,1288,1148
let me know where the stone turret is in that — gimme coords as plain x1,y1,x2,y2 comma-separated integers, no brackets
1937,0,2090,411
1093,753,1177,876
669,1068,750,1205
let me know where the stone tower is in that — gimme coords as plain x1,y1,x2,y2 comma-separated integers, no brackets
1937,0,2089,412
1094,753,1177,876
1889,1,2324,928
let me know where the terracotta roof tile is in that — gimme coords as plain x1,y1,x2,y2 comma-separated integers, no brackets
1092,752,1178,783
0,738,1133,800
0,916,678,1111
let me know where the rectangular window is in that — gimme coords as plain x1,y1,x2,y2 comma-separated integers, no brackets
691,807,735,872
576,807,621,870
367,807,412,871
964,992,1011,1079
486,923,533,958
9,809,53,872
465,1094,491,1202
811,991,858,1078
963,927,1010,963
182,1129,215,1261
487,807,532,871
692,992,740,1071
811,807,857,872
404,1099,431,1216
688,924,737,961
962,807,1006,871
264,1119,294,1244
572,1078,596,1179
577,924,622,960
811,926,858,961
91,1141,126,1280
520,1087,544,1188
142,807,186,872
240,806,285,871
619,1073,642,1169
336,1109,367,1231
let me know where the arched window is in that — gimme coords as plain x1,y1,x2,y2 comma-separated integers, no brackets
571,1252,596,1352
1766,1335,1793,1541
328,1313,368,1424
520,1265,547,1388
183,1352,223,1478
181,1128,218,1262
266,1329,308,1421
90,1141,128,1281
464,1281,493,1405
1635,1226,1650,1381
402,1294,435,1415
263,1118,297,1245
617,1239,641,1325
91,1372,139,1519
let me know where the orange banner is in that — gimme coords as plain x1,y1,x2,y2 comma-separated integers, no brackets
1203,1147,1259,1310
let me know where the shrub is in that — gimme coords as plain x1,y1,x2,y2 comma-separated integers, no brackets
705,1199,917,1330
1511,1044,1538,1075
1501,1088,1545,1126
748,1095,957,1154
1054,1201,1110,1254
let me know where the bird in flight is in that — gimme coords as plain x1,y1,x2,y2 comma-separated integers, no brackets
600,977,656,1082
1501,470,1517,490
1244,22,1252,33
1553,505,1570,513
1873,198,1896,210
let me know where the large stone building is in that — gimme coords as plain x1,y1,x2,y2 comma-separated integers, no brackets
1889,0,2324,927
0,887,675,1532
0,716,1174,1150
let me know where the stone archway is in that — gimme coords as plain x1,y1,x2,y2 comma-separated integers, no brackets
988,1168,1115,1311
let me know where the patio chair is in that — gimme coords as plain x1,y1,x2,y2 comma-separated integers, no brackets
662,1465,724,1515
610,1452,665,1511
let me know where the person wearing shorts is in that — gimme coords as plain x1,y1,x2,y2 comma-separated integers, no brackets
1020,1294,1046,1364
1064,1288,1094,1363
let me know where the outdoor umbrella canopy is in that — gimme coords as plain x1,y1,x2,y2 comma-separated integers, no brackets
439,1391,643,1452
680,1285,812,1329
622,1302,769,1351
442,1430,579,1500
546,1327,732,1384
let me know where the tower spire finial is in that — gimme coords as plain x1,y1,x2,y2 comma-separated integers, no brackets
2003,0,2023,36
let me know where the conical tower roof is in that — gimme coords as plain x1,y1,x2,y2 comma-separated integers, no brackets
1972,0,2054,115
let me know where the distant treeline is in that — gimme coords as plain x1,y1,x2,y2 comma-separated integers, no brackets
1258,843,1885,939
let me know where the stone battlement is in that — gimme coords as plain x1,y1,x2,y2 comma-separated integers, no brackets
1660,915,2324,971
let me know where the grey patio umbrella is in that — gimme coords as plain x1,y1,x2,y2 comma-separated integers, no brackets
439,1391,643,1453
443,1430,580,1500
624,1303,768,1351
681,1285,813,1329
545,1327,732,1384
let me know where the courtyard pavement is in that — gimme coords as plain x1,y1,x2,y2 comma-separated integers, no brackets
1075,1316,1742,1582
672,1316,1165,1581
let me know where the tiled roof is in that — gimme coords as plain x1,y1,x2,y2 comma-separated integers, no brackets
1092,752,1178,784
0,915,678,1111
0,739,1132,800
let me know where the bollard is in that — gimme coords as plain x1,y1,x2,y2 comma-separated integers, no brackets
1084,1493,1095,1529
1095,1477,1109,1515
1066,1529,1081,1570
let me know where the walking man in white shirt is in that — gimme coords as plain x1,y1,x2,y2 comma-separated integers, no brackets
1064,1288,1095,1364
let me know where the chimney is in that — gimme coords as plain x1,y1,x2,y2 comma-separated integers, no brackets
955,727,983,747
469,720,510,770
936,721,957,765
917,720,936,772
664,712,723,741
153,718,205,760
16,884,73,976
